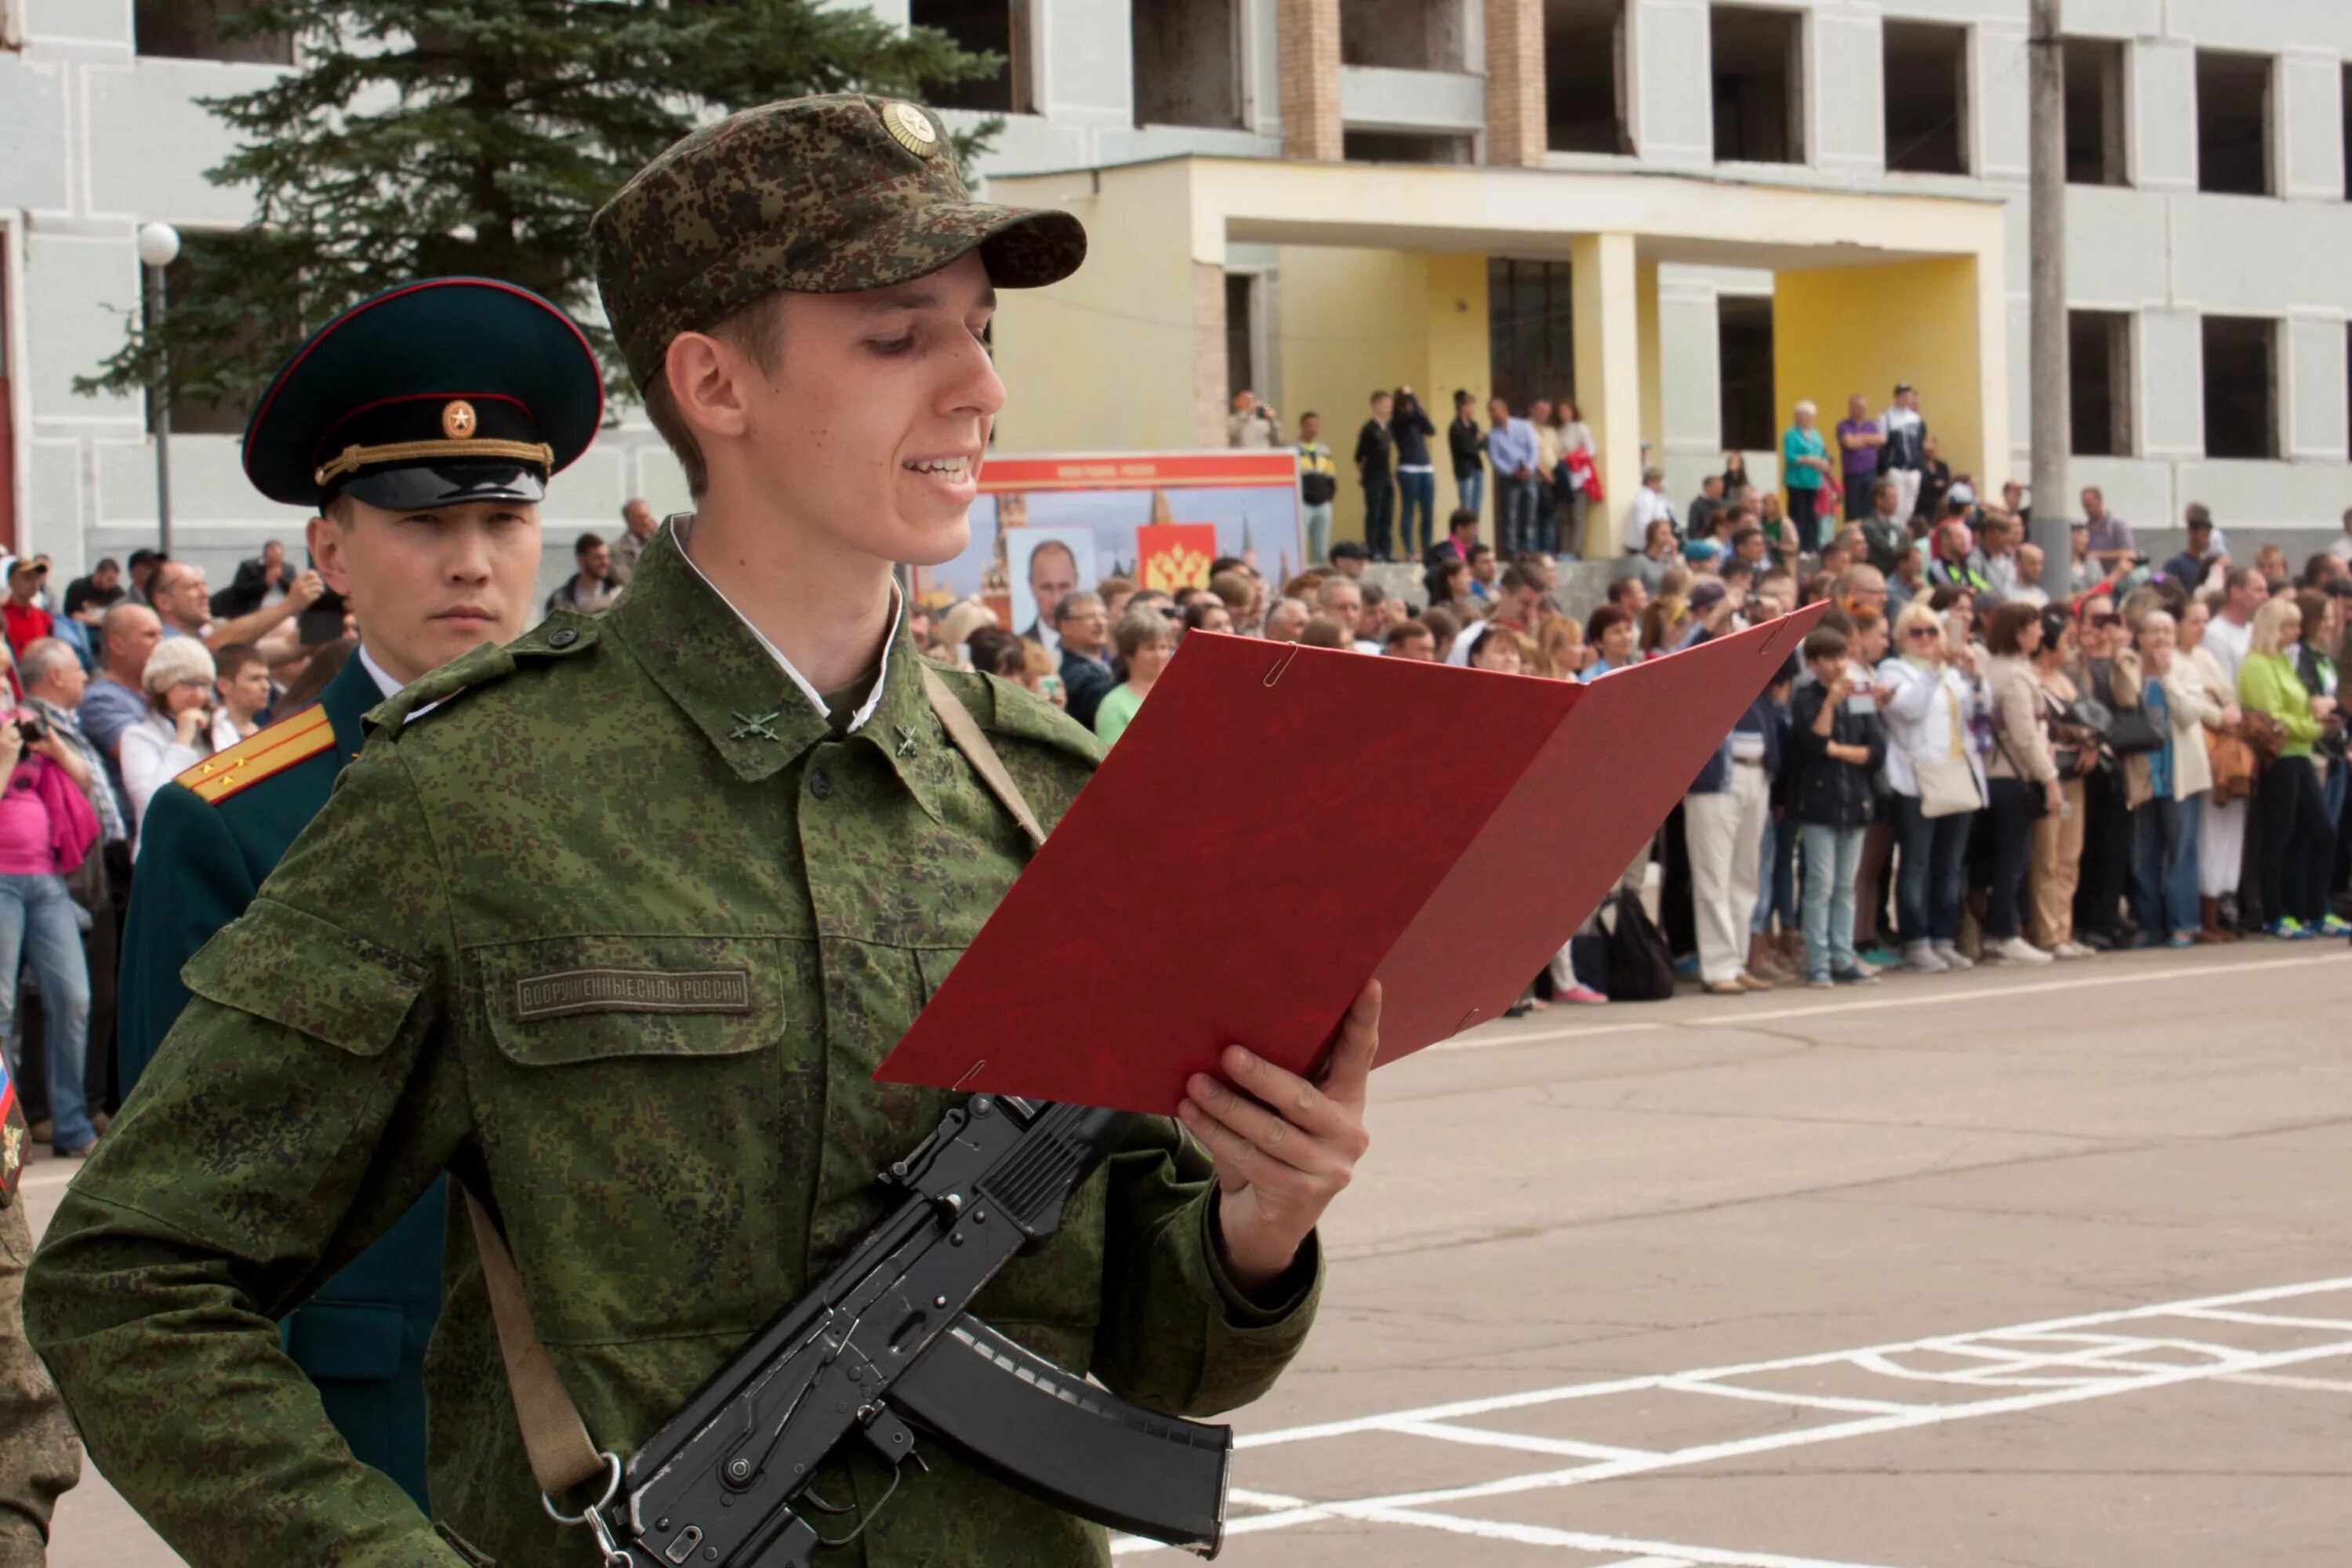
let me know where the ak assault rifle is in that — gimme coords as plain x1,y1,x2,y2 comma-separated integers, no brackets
555,1095,1232,1566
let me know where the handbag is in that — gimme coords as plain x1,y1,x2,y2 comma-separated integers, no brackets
2241,710,2288,766
2102,704,2165,756
1602,888,1676,1002
2206,728,2259,806
1991,730,2049,819
1915,681,1983,818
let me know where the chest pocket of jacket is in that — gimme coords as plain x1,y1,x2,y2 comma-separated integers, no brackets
472,934,801,1343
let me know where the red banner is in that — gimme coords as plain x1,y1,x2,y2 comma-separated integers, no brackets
1135,524,1219,593
978,451,1299,493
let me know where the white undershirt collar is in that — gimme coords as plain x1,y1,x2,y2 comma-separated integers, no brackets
357,644,405,702
670,513,901,735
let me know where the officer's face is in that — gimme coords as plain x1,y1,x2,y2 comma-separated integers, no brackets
768,251,1004,567
310,498,542,686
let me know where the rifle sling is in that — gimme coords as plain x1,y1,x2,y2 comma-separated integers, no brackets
466,667,1046,1500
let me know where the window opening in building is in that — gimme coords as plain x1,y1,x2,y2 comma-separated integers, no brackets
1134,0,1243,129
1225,274,1257,403
2062,38,2128,186
1339,0,1466,72
1882,21,1968,176
1716,295,1777,452
1545,0,1632,155
1342,131,1473,163
2195,50,2273,196
2068,311,2132,458
2201,316,2277,459
133,0,292,64
1710,5,1804,165
151,234,299,437
1487,259,1575,412
911,0,1033,114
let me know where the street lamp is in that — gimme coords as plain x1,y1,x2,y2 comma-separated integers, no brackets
136,221,181,559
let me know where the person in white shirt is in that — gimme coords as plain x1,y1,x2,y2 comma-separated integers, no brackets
118,637,217,855
2329,506,2352,564
1877,603,1986,972
2201,565,2267,689
209,642,275,748
1625,465,1676,554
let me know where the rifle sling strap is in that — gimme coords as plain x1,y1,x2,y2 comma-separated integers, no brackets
466,668,1046,1501
920,663,1047,850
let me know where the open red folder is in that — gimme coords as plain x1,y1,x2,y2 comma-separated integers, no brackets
877,604,1826,1114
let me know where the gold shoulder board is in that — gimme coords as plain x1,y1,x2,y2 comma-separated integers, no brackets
175,705,336,804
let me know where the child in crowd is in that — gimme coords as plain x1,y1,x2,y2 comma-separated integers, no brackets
1788,626,1886,987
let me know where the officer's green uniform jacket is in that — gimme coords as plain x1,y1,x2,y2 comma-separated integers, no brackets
118,650,446,1511
27,529,1320,1566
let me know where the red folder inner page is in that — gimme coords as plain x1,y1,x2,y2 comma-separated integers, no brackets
877,605,1822,1114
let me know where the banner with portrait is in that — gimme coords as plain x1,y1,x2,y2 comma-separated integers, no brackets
911,451,1305,630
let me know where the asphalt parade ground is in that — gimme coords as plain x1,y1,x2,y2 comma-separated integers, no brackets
23,942,2352,1566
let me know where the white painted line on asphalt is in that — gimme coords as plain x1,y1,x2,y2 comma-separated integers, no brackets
1233,1273,2352,1447
1351,1509,1904,1568
1119,1276,2352,1557
2176,1307,2352,1332
1225,1486,1308,1509
1385,1420,1657,1463
1662,1379,1918,1416
1163,1330,2352,1552
1435,949,2351,1054
2222,1373,2352,1395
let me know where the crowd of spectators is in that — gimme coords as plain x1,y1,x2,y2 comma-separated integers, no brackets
979,404,2352,1007
1237,384,1599,564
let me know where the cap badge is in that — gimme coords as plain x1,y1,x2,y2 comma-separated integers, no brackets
884,102,942,159
442,399,479,440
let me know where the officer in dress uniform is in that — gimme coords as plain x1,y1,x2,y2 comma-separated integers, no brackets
111,276,602,1511
28,97,1375,1565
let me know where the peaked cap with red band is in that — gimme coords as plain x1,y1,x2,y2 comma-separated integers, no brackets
242,278,604,510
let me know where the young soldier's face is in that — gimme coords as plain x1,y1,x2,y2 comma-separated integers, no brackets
770,252,1004,567
310,498,542,684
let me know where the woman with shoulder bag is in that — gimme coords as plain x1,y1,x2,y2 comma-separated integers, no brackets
2129,611,2218,948
1984,603,2062,964
2178,596,2249,940
2063,591,2139,949
2027,608,2096,958
1877,602,1984,972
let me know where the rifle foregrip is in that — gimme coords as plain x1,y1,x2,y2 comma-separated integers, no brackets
889,1315,1230,1556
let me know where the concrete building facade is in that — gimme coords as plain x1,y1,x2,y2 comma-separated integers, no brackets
6,0,2352,585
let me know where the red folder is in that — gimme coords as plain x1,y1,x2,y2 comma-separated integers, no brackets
877,604,1826,1113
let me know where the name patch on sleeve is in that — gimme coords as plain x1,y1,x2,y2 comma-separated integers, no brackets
513,967,753,1021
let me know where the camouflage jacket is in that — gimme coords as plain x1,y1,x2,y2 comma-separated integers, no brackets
26,529,1319,1566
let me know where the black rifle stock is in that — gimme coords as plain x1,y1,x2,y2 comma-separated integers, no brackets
591,1095,1231,1566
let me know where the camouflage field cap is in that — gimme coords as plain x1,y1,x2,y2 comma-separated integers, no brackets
590,93,1087,393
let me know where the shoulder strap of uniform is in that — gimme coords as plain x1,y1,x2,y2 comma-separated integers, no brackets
919,663,1045,851
174,704,336,804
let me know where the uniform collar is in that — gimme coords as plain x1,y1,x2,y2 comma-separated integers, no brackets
604,521,955,822
322,646,393,763
667,511,899,737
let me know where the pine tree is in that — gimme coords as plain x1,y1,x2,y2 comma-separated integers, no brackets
82,1,1002,408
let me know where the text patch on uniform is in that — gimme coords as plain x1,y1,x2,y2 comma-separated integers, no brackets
513,967,753,1021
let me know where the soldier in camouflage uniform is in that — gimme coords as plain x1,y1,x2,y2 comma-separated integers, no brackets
25,93,1377,1565
2,1192,80,1564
